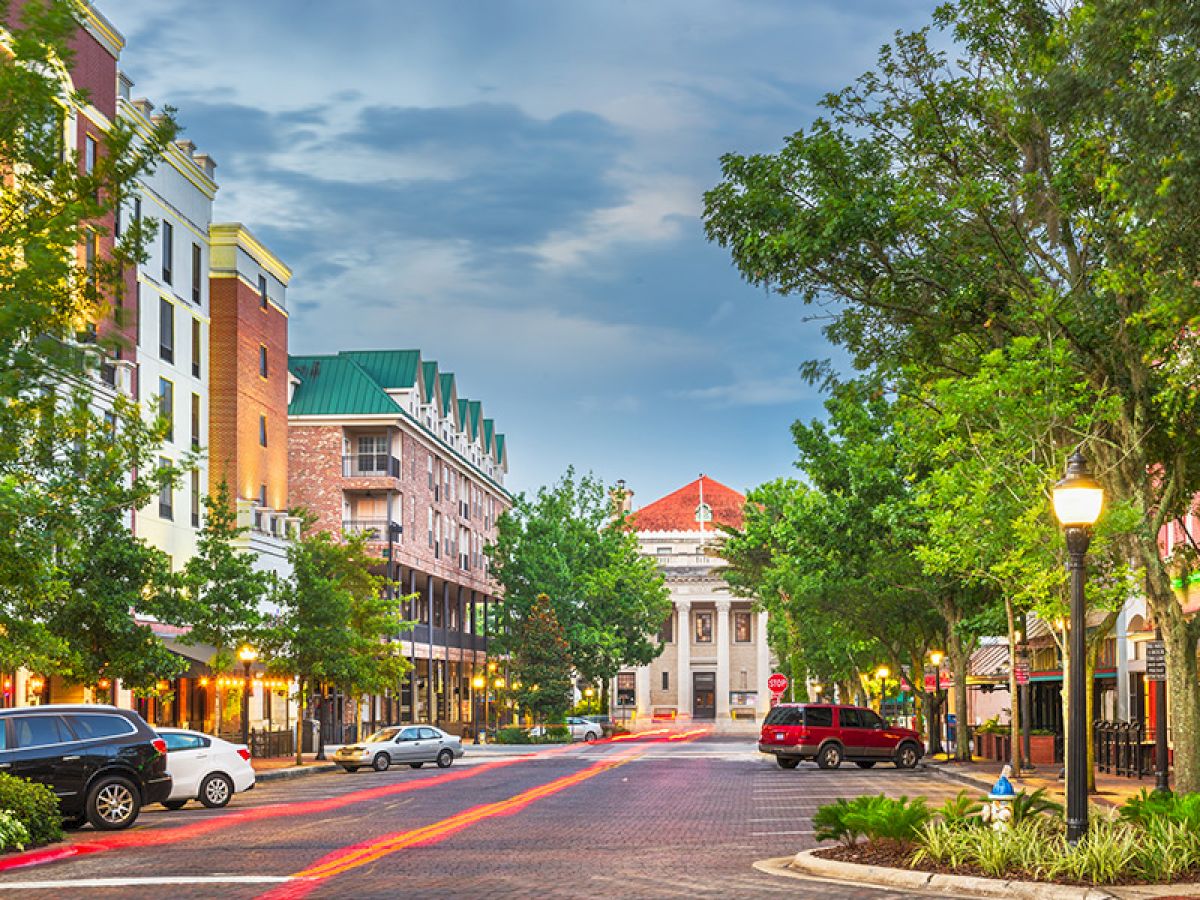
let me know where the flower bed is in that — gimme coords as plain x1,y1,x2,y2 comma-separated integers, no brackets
0,773,62,852
810,788,1200,887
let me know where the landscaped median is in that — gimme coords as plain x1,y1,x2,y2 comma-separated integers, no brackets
756,790,1200,897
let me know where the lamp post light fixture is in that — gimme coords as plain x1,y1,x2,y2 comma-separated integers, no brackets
493,677,507,729
929,650,945,757
875,666,890,715
237,645,258,749
1052,450,1104,845
472,674,486,744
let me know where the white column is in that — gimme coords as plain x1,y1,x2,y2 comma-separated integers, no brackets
715,600,731,720
756,608,772,718
676,599,692,718
635,666,652,722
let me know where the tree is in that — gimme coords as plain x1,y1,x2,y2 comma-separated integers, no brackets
0,0,178,683
263,530,409,763
487,469,670,704
705,0,1200,790
181,481,271,730
511,594,573,724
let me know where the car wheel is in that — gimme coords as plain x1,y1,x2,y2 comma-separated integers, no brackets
436,749,454,768
200,773,234,809
86,776,140,830
895,743,920,769
585,731,599,743
816,743,843,770
342,766,360,773
372,753,390,772
162,799,188,810
776,757,800,770
409,762,424,769
855,761,877,769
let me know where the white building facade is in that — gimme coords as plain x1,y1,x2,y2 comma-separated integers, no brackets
615,476,774,727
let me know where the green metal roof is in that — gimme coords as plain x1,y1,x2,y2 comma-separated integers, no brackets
495,433,506,463
288,355,403,416
339,350,421,389
467,400,482,439
439,373,456,417
421,361,439,404
482,418,495,456
457,399,469,429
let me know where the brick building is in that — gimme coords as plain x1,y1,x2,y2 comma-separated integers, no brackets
288,350,510,736
616,476,773,726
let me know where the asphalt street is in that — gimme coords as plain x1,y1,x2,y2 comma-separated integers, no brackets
0,731,965,899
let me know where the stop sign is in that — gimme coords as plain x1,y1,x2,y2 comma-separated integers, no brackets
767,672,789,694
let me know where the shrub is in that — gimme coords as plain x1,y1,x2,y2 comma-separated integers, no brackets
1119,789,1200,830
0,774,62,846
544,725,570,743
494,726,532,745
0,811,30,852
936,790,981,826
1011,787,1062,824
814,795,930,847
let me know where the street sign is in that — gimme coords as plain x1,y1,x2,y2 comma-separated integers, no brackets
767,672,789,694
1146,640,1167,682
1014,661,1029,686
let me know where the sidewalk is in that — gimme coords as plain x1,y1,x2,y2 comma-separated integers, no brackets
925,755,1169,808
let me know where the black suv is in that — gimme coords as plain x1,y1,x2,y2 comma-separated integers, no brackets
0,705,171,830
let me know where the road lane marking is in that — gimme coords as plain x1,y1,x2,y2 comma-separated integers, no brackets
0,876,292,889
257,728,711,899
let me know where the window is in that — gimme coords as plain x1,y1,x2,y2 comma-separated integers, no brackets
259,414,267,447
694,611,713,643
158,457,173,520
258,273,268,308
657,546,671,556
839,708,865,729
12,715,72,749
83,135,97,174
159,298,174,362
162,220,173,284
134,196,142,228
114,198,121,238
734,611,752,643
806,707,834,728
357,435,387,473
858,709,883,729
427,455,434,490
763,706,803,726
658,613,673,644
399,727,421,742
85,230,98,291
190,468,201,527
259,344,268,378
191,243,202,304
661,671,669,691
191,319,201,377
189,393,201,449
161,732,207,752
158,378,173,441
428,508,434,548
67,713,136,740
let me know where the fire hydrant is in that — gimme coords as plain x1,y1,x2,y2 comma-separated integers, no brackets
980,765,1016,831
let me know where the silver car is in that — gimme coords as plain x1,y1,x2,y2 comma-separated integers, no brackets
335,725,464,773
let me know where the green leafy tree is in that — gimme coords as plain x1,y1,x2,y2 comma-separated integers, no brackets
704,0,1200,790
511,594,573,723
264,529,409,763
487,469,670,706
0,0,178,682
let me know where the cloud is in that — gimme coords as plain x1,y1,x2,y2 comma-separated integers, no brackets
674,375,815,408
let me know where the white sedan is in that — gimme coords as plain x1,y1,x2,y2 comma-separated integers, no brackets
156,728,256,809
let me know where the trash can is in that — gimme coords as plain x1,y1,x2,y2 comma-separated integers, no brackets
300,718,320,753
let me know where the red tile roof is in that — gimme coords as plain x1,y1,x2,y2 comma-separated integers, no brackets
628,475,745,532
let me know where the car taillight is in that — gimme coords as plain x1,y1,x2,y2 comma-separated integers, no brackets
152,738,167,754
237,748,251,761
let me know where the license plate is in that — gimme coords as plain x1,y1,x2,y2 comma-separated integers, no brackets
775,732,784,740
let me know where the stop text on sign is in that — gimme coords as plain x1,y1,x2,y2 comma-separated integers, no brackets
767,672,788,694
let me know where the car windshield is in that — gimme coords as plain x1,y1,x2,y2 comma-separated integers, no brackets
364,728,400,743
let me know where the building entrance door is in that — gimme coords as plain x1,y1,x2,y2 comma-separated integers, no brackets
693,672,716,721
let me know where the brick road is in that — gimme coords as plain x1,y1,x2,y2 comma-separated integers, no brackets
0,733,966,899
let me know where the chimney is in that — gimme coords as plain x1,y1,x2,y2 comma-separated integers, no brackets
132,97,154,116
611,479,634,516
193,153,217,178
174,139,196,155
117,71,133,100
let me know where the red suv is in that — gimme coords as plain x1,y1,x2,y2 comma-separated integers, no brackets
758,703,923,770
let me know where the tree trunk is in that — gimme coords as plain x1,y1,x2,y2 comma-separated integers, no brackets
1005,597,1021,776
949,642,971,760
1165,617,1200,791
294,677,305,766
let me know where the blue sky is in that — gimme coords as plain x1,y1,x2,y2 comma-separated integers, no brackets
109,0,937,504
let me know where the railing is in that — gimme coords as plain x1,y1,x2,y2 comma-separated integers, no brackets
342,455,401,478
1095,721,1153,778
248,728,295,759
343,519,401,541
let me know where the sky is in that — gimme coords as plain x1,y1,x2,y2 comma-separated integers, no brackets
107,0,938,505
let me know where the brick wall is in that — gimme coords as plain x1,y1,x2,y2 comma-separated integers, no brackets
209,276,289,507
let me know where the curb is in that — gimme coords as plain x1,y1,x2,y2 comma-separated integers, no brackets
776,849,1120,899
254,762,339,782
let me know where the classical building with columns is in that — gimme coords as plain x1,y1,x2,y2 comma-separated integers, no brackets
614,476,773,725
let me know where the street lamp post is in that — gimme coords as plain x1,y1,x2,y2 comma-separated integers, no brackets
237,645,258,749
928,651,944,757
874,666,889,716
1052,450,1104,845
1153,626,1171,797
472,675,486,744
493,677,506,729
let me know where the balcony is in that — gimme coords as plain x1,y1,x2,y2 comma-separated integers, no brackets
344,519,402,542
342,455,401,479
